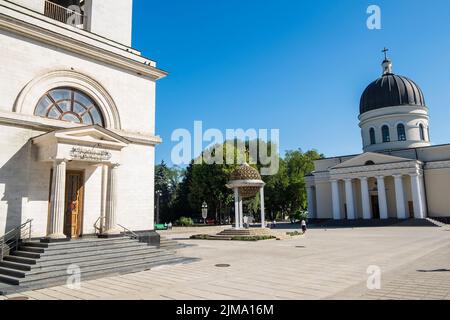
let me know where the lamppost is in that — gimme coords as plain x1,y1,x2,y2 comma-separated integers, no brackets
202,202,208,224
155,190,162,224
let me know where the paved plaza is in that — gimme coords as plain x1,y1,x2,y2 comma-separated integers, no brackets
1,224,450,300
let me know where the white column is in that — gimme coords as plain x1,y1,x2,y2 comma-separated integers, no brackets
376,176,389,220
411,173,425,219
306,186,316,219
238,194,244,229
344,178,356,220
331,180,341,220
360,177,372,220
393,175,407,219
47,159,67,239
100,164,108,233
104,164,121,235
234,188,239,229
419,175,428,217
260,187,265,228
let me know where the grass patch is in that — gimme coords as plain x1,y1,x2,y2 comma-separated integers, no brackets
286,231,303,237
190,234,276,241
231,235,276,241
190,234,210,240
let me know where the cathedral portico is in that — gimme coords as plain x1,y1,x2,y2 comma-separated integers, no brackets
32,125,128,240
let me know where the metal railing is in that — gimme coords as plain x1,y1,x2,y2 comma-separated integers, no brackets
94,219,138,240
93,216,105,235
0,219,33,261
118,224,139,240
44,1,87,29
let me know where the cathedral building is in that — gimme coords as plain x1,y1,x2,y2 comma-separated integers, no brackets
306,52,450,221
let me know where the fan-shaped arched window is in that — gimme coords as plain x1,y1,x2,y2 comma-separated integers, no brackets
382,125,390,143
34,88,104,126
369,128,376,145
419,124,426,141
397,124,406,141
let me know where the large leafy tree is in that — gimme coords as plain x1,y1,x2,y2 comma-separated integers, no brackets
156,140,323,223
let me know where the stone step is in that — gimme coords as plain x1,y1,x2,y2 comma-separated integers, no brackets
37,244,156,263
28,238,137,250
18,254,186,285
40,237,130,246
0,266,26,278
37,241,148,257
0,274,20,285
28,250,176,275
20,242,49,249
34,247,164,268
11,251,41,259
18,246,46,254
3,256,37,265
0,260,32,271
6,257,197,292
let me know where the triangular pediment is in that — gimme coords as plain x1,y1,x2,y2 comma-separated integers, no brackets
332,152,413,169
33,125,129,150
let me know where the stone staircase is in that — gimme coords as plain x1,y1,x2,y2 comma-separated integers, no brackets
217,229,274,237
159,236,191,250
0,236,197,294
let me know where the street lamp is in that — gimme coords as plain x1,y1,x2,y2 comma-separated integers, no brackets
155,190,163,225
201,202,208,224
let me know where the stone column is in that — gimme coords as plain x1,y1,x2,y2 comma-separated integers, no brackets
238,194,244,229
306,186,316,219
410,173,425,219
234,188,239,229
344,178,356,220
100,164,108,233
47,159,67,239
104,164,121,235
393,174,407,219
331,180,341,220
260,187,265,228
376,176,389,220
360,177,372,220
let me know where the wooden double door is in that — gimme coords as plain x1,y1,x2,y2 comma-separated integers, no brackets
64,171,84,238
50,170,85,239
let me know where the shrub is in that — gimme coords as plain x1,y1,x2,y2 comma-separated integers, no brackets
177,216,194,226
291,210,309,222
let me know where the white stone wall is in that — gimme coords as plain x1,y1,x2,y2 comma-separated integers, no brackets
7,0,45,13
84,0,133,46
0,29,156,136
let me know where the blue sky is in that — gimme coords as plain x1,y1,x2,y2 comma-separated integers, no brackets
132,0,450,166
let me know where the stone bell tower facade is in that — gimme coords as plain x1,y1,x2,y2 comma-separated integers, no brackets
0,0,167,239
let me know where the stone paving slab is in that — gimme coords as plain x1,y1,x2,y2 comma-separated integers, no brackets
2,225,449,300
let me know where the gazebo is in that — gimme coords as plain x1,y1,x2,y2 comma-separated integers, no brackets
226,163,266,229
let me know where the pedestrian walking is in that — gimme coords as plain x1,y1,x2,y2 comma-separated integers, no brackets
301,220,307,234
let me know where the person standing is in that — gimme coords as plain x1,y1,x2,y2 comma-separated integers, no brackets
301,220,307,234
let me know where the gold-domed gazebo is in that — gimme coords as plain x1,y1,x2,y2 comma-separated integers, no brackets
226,163,266,229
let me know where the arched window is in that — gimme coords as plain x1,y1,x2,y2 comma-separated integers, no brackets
419,124,426,141
397,124,406,141
369,128,376,145
382,125,390,143
365,160,375,166
35,88,104,126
